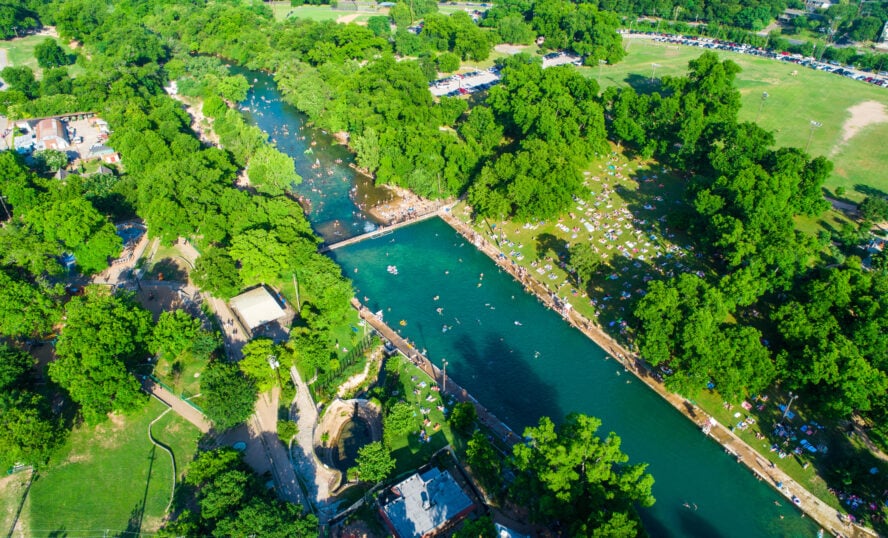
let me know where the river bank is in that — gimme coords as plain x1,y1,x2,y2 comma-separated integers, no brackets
437,210,870,538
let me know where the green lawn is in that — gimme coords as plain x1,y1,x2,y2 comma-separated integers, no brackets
452,147,703,330
585,38,888,201
0,34,83,79
276,4,381,22
22,400,200,537
384,356,455,474
0,470,32,535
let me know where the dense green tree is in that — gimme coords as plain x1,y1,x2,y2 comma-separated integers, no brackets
383,400,416,447
466,431,503,496
0,344,33,390
0,391,63,470
172,448,318,536
40,68,74,97
495,14,535,44
860,196,888,222
0,269,61,339
454,516,496,538
192,247,243,299
239,338,280,392
34,38,70,68
448,401,477,435
511,414,653,535
33,149,68,172
201,360,257,429
213,498,318,537
150,310,207,360
350,441,395,483
570,242,600,288
436,51,460,73
367,15,391,37
1,66,39,98
247,145,300,195
49,288,152,423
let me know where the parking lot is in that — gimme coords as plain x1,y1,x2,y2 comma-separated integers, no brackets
429,52,583,97
642,32,888,89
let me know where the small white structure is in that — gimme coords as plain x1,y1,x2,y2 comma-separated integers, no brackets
229,286,286,332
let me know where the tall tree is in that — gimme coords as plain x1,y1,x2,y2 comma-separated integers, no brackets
350,441,395,483
511,414,653,535
49,288,152,423
201,360,257,429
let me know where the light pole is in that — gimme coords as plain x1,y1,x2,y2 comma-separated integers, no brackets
781,391,798,423
442,359,448,393
756,91,769,122
805,120,822,153
650,63,661,82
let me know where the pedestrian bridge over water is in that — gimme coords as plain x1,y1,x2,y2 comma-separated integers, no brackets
318,204,451,253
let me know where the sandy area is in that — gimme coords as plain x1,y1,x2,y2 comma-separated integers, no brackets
833,100,888,155
336,13,362,24
367,185,448,225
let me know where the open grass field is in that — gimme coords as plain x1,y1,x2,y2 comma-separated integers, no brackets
586,38,888,201
0,33,83,79
17,400,200,537
272,3,382,22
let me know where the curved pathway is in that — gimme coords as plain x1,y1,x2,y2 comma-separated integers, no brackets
288,365,340,520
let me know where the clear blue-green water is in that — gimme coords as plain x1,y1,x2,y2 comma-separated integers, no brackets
238,69,822,537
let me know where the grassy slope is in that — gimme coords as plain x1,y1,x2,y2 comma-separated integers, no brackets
587,39,888,201
0,34,83,79
385,356,455,474
22,399,199,537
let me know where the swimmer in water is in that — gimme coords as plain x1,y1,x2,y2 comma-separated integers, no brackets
433,295,439,301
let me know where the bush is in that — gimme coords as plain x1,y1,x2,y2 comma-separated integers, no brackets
278,419,298,442
436,52,460,73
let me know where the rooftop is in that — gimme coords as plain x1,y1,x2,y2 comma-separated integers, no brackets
380,468,474,538
229,286,286,331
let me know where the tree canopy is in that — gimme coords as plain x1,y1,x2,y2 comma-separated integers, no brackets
511,414,654,535
49,288,152,423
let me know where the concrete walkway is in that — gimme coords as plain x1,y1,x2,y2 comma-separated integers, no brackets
142,377,211,433
250,387,305,506
288,366,340,520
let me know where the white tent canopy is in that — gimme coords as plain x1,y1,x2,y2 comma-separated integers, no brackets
229,286,286,331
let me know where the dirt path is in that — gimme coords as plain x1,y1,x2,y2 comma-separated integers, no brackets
335,13,362,24
336,348,380,398
833,101,888,156
439,213,876,538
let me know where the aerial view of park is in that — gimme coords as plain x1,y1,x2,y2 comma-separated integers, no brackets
0,0,886,536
